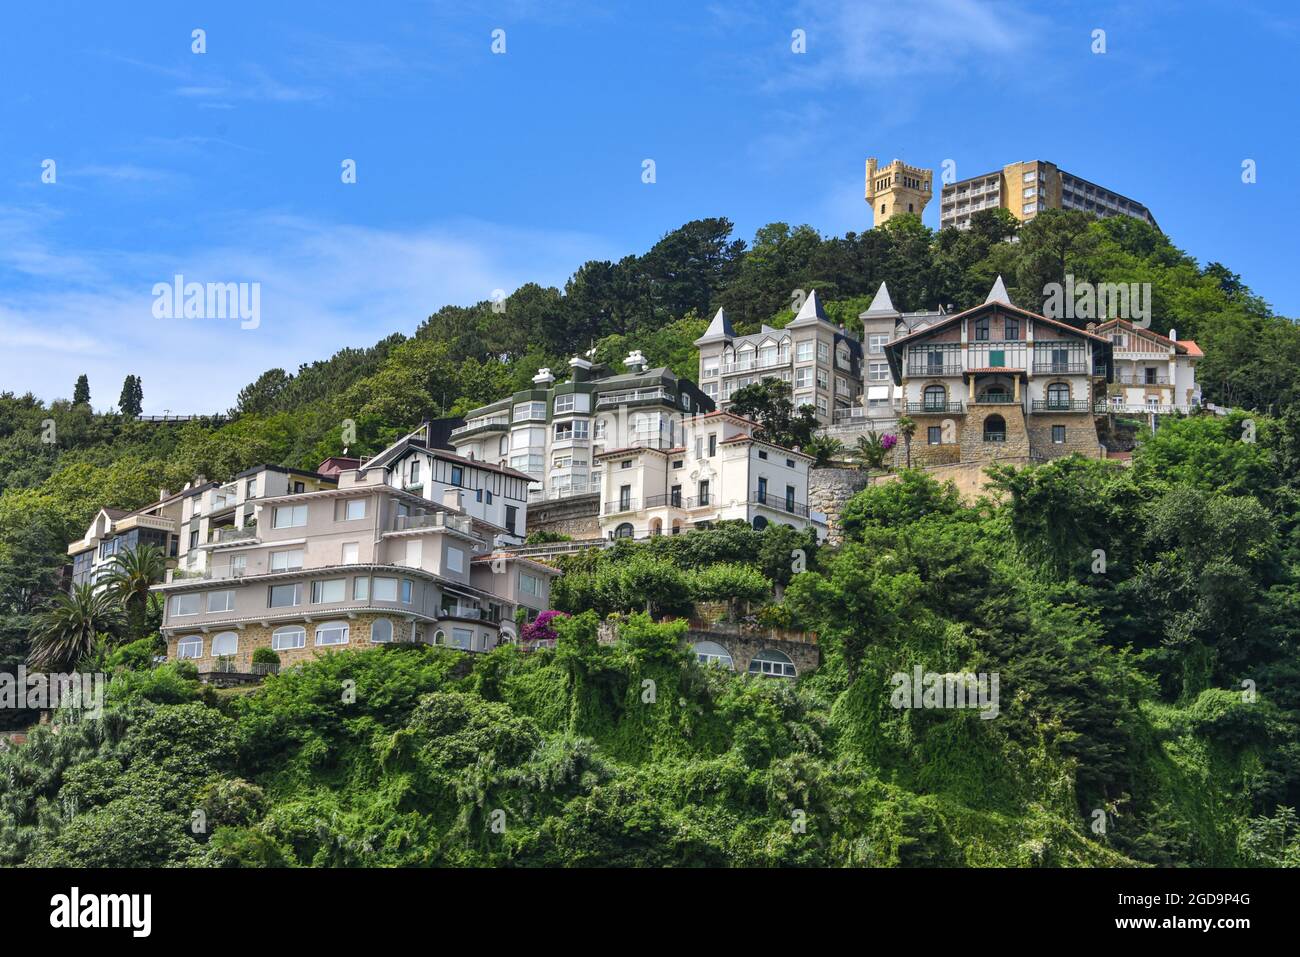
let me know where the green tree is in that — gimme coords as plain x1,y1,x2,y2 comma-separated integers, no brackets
118,375,143,417
72,375,90,406
27,584,123,671
728,378,819,450
104,544,167,640
896,416,916,468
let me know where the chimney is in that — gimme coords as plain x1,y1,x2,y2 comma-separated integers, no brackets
1169,328,1178,341
442,487,463,511
531,367,555,387
569,356,594,382
623,349,648,374
159,488,170,501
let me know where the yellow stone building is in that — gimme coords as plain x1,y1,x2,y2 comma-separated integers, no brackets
940,160,1156,231
865,158,933,227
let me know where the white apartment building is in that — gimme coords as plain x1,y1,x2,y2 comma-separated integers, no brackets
67,489,186,590
452,352,713,503
694,290,863,427
596,411,826,540
1094,319,1202,414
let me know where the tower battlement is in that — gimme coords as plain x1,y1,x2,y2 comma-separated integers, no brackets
865,157,933,228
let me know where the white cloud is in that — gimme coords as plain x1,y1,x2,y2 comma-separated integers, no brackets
0,213,613,414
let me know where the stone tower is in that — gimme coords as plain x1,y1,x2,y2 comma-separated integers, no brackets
865,157,933,227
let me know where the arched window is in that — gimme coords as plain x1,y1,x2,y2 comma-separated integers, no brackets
752,515,768,530
272,625,305,651
983,414,1006,443
315,621,349,646
370,618,393,643
433,630,447,646
749,649,796,677
614,522,635,539
211,632,238,657
923,384,946,411
693,641,734,670
1047,383,1070,408
177,636,203,659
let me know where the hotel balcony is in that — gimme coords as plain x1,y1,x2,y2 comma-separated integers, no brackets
450,415,510,438
603,498,639,515
1116,373,1170,385
1030,400,1093,413
720,355,787,376
751,491,810,518
907,363,963,377
392,511,475,535
596,388,670,408
970,393,1019,405
905,401,965,415
1032,361,1089,374
644,493,686,509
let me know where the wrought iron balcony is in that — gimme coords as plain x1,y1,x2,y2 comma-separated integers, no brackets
905,401,964,414
1030,400,1092,413
603,498,639,515
1032,362,1088,374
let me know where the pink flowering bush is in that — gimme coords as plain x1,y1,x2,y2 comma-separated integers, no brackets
881,433,898,451
522,610,568,644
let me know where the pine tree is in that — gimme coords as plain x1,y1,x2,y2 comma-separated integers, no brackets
72,374,90,405
119,375,143,416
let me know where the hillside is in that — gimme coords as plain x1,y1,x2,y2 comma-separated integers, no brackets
2,211,1300,866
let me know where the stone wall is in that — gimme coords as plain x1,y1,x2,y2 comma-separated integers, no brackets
596,615,821,677
807,467,871,545
166,613,418,675
1026,414,1104,459
526,493,601,540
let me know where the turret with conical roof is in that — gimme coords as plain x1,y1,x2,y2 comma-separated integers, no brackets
985,275,1012,305
787,289,828,328
694,306,736,347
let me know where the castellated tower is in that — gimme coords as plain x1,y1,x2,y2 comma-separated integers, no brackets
865,157,933,227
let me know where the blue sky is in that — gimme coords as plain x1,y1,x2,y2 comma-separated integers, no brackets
1,0,1296,412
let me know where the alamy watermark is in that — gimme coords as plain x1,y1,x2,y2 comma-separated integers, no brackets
0,668,105,717
1042,275,1150,328
152,274,260,329
890,666,999,720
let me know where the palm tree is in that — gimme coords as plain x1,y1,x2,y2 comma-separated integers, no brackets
854,431,886,471
105,544,166,639
28,584,123,672
896,416,917,469
804,434,846,467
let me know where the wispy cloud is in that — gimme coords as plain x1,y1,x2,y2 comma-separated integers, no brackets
0,210,613,413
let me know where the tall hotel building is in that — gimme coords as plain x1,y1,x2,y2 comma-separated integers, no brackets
940,160,1156,231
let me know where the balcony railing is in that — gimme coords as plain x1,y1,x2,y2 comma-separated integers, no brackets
972,393,1018,405
529,484,596,502
604,498,638,515
440,605,484,620
907,363,963,377
685,495,711,509
1032,362,1088,374
1031,400,1092,413
983,432,1007,443
644,494,685,509
596,388,669,407
450,415,510,436
1116,374,1170,385
752,491,810,517
393,511,474,535
905,401,964,414
720,355,788,375
213,526,257,544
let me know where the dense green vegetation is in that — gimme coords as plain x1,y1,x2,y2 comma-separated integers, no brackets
1,209,1299,865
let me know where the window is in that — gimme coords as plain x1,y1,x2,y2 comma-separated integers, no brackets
698,480,710,506
341,542,359,564
520,572,541,597
786,458,795,468
371,618,393,643
702,361,718,378
269,583,302,608
757,477,768,503
177,637,203,659
1052,425,1066,444
311,579,346,603
211,632,238,657
924,384,947,411
371,577,397,602
795,367,812,388
172,593,201,617
867,362,889,382
405,540,422,567
670,484,682,506
974,316,990,341
293,481,306,494
513,401,546,421
816,369,828,390
401,580,413,604
620,459,632,470
693,641,733,670
451,627,475,650
868,334,889,354
450,465,463,487
983,414,1006,443
353,577,370,601
273,505,308,528
817,342,829,362
315,621,349,646
708,434,717,456
504,505,518,535
554,420,589,441
817,397,828,416
344,499,366,520
1047,383,1070,408
614,523,635,539
447,547,465,573
785,485,796,511
554,393,576,414
928,425,942,445
1004,316,1021,340
672,460,683,470
408,460,421,485
207,590,235,613
189,529,200,551
758,450,768,460
796,341,813,361
272,626,306,651
245,478,257,498
231,555,247,577
836,375,848,394
270,548,303,571
618,484,632,511
749,649,796,677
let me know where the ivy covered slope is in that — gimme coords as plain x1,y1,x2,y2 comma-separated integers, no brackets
3,415,1300,867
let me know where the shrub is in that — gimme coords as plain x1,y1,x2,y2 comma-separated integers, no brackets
252,647,281,666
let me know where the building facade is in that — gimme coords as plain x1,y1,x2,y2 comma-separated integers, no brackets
865,157,933,227
940,160,1156,231
67,490,186,591
595,411,825,540
452,352,712,503
882,277,1113,464
694,291,862,428
153,456,559,677
1094,319,1202,414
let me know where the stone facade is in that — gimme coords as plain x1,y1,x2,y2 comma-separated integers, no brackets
167,613,420,676
525,493,601,540
1026,413,1104,460
683,628,820,677
808,468,871,546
